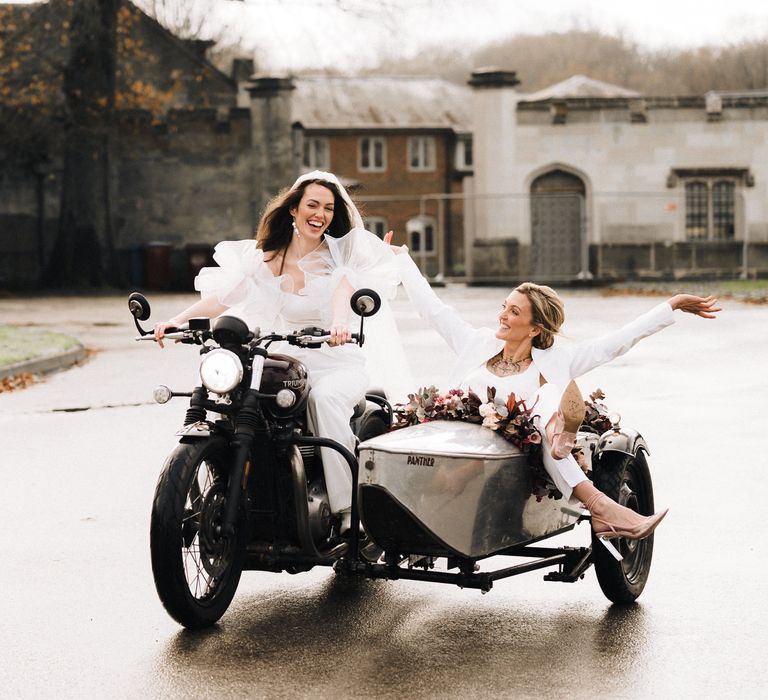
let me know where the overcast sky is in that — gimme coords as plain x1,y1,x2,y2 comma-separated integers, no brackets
6,0,768,71
183,0,768,71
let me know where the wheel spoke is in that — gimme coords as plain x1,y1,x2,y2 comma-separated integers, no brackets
180,461,229,601
152,442,244,624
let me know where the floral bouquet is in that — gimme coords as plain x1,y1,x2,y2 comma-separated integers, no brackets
581,388,613,435
392,385,615,500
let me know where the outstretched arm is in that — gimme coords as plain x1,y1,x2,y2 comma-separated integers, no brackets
384,231,477,356
567,294,720,378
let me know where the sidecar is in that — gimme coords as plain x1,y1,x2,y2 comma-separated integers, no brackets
352,419,658,604
358,422,577,558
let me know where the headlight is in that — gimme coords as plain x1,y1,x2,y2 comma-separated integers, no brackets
199,349,243,394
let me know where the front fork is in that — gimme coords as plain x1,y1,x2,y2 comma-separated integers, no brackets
221,348,268,537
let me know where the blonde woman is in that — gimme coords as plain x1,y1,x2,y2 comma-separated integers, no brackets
386,234,719,540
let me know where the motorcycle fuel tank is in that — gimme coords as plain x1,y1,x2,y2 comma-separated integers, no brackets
259,354,309,416
358,422,579,559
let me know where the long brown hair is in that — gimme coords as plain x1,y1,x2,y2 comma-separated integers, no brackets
255,178,353,255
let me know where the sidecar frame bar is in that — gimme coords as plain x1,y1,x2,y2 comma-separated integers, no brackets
361,546,593,593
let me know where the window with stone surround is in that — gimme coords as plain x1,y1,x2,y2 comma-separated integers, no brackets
359,136,386,172
407,216,436,254
669,168,751,241
302,137,329,170
407,136,436,171
684,179,735,240
364,216,388,239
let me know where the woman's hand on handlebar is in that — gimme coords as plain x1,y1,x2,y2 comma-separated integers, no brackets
328,322,352,346
153,320,181,348
383,230,408,255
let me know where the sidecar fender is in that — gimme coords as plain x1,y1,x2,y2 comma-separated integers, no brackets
596,427,649,459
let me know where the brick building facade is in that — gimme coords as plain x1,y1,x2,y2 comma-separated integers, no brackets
291,77,473,278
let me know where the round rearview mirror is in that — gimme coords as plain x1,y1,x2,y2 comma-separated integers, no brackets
350,288,381,318
128,292,151,321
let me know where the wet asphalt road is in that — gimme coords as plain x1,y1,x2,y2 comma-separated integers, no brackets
1,288,767,698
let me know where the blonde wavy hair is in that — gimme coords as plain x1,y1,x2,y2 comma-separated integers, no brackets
514,282,565,349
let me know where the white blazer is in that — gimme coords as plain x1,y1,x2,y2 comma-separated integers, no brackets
396,254,676,389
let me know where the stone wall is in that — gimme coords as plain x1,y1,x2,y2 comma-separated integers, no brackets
594,241,768,280
468,76,768,281
0,107,256,290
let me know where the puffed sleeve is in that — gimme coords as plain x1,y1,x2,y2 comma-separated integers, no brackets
194,239,290,330
299,228,400,323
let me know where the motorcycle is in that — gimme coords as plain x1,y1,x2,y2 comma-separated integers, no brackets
129,289,658,630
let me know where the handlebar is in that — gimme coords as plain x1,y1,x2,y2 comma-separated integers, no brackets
136,327,362,347
287,330,361,347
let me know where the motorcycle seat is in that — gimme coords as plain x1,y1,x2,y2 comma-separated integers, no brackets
352,387,387,419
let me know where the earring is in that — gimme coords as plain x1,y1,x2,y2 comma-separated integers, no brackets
292,218,300,238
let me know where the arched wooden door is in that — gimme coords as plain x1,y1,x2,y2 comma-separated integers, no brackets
530,169,586,281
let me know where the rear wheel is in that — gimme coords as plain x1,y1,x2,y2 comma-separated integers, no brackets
150,437,247,628
591,451,655,604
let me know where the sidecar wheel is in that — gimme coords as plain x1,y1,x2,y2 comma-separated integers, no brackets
150,437,247,628
591,451,655,604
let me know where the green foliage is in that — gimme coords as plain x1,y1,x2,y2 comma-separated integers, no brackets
0,326,80,366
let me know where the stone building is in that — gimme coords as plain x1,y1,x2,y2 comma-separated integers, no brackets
0,0,245,289
467,69,768,283
0,1,472,288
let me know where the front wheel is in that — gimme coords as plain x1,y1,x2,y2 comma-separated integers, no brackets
591,451,655,604
150,437,247,628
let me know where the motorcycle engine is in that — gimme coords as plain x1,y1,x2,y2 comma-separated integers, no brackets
306,479,332,543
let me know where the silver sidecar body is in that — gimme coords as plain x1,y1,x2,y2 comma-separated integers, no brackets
358,421,580,559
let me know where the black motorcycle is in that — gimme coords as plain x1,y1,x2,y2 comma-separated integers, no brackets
131,289,659,630
129,289,390,629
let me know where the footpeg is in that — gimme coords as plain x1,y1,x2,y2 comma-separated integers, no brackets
597,536,623,561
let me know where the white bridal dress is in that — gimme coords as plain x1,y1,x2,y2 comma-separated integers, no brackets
193,226,406,515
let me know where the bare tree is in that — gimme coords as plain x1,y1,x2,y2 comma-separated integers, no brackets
46,0,119,288
368,27,768,95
